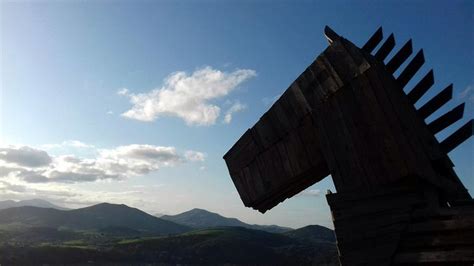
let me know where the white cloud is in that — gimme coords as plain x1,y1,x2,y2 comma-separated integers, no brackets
297,189,321,197
119,66,256,126
117,88,129,96
42,140,95,149
458,85,474,103
107,110,114,115
0,144,203,184
0,146,52,167
262,94,281,106
223,101,246,124
184,150,206,162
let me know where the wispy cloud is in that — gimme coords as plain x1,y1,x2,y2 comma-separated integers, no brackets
117,88,129,96
0,143,205,184
457,85,474,103
297,189,321,197
119,66,256,126
184,150,206,162
262,94,281,106
41,140,95,149
223,101,246,124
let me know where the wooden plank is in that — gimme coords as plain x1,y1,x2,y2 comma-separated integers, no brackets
408,217,474,233
440,119,474,153
311,109,345,189
297,115,330,175
374,33,395,62
287,82,311,120
255,144,291,196
411,205,474,218
339,233,400,253
326,186,417,206
274,141,294,182
363,66,428,180
283,130,311,177
328,192,419,213
367,60,450,184
278,88,301,130
223,129,252,162
307,56,348,190
326,40,401,189
336,222,407,245
362,26,383,53
224,130,261,174
393,249,474,264
341,243,398,265
371,63,450,164
343,38,412,184
417,83,453,120
266,100,292,139
240,167,258,202
340,38,371,74
308,58,339,96
397,49,425,89
331,198,419,221
407,69,435,104
317,54,344,91
306,62,333,105
326,92,367,191
253,112,279,149
334,210,411,232
248,158,269,193
229,171,252,206
323,39,362,83
427,103,465,135
323,25,340,44
385,39,413,74
399,230,474,248
333,86,377,190
353,73,412,184
297,68,326,108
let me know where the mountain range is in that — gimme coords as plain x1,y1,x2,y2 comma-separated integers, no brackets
161,208,293,233
0,203,189,235
0,199,68,210
0,199,337,264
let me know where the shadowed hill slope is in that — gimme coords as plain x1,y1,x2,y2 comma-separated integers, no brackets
0,203,190,235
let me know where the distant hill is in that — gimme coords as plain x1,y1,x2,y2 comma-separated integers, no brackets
161,208,292,233
0,199,67,210
285,225,336,243
0,203,190,235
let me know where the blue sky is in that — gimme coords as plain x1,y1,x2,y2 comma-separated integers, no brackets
0,0,472,229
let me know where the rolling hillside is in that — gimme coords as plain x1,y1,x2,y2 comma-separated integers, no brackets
0,202,338,265
0,203,190,235
285,225,336,243
0,199,67,210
